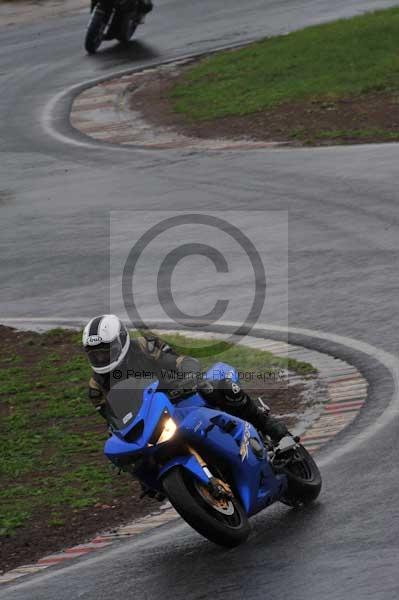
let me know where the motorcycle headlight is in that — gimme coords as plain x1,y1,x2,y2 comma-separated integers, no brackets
157,417,177,444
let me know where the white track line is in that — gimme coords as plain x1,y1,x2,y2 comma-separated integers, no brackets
41,81,120,150
42,35,319,152
41,42,257,151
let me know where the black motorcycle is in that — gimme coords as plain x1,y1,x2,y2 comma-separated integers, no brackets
85,0,147,54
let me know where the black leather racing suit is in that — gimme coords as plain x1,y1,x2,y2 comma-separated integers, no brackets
88,334,288,442
90,0,153,15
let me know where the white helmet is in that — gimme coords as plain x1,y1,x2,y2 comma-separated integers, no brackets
82,314,130,374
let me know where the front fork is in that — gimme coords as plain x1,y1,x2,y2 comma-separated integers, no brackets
91,0,113,11
188,446,233,500
89,3,115,37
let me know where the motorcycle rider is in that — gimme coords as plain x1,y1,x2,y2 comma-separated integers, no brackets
90,0,153,19
83,314,289,444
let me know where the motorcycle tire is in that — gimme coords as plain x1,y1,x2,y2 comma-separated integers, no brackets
162,467,250,547
281,444,322,506
116,16,137,43
85,7,106,54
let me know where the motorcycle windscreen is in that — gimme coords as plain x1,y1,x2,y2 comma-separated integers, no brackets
105,378,149,431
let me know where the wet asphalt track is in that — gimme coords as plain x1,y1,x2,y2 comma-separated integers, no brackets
1,1,399,598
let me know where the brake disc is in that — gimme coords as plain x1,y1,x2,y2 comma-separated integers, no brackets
194,480,235,515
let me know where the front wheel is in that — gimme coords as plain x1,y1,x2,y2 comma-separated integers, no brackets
85,7,107,54
116,16,138,43
162,467,250,547
280,444,322,506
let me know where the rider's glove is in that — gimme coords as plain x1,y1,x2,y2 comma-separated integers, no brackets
197,379,221,405
143,334,173,357
197,379,215,396
168,374,198,402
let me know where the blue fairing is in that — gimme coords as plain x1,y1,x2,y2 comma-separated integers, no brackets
174,407,286,515
104,383,174,458
104,364,287,517
158,455,209,486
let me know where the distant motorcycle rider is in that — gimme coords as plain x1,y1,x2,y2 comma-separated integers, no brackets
90,0,153,18
82,314,288,443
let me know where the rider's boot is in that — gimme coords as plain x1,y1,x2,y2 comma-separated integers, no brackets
238,396,289,443
221,380,289,443
199,379,289,444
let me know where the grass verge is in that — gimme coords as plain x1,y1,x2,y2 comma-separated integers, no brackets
0,327,313,535
0,326,314,571
164,7,399,144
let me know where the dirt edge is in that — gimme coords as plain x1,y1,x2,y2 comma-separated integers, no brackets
127,60,399,147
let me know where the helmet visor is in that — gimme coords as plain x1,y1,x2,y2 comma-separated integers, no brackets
85,339,122,369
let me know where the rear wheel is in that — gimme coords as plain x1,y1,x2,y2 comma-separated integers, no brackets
279,444,322,506
85,7,107,54
162,467,250,547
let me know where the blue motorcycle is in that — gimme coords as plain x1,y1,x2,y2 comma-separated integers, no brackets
104,363,322,547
